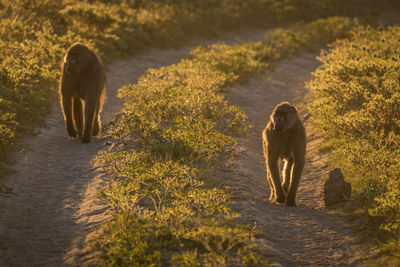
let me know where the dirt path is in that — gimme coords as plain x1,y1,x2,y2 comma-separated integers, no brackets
0,32,374,266
0,47,202,266
0,31,267,266
220,53,374,266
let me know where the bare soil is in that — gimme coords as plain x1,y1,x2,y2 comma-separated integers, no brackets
0,34,374,266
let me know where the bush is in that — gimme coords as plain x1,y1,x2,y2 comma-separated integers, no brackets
2,0,394,188
308,25,400,253
87,17,355,265
0,0,357,187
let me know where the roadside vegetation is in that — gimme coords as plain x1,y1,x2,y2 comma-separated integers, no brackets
0,0,340,183
308,25,400,264
1,0,399,187
86,17,354,265
1,0,400,265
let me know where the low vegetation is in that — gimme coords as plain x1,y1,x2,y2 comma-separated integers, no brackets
87,17,354,265
2,0,399,264
308,25,400,264
1,0,399,186
0,0,347,183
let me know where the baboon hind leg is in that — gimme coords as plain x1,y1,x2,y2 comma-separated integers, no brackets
92,112,101,136
91,93,103,137
73,97,84,138
282,157,294,195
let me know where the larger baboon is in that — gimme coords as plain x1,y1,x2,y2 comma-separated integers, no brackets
60,43,106,143
262,102,306,206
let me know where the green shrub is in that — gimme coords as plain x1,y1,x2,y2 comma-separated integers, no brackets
308,25,400,255
256,16,354,61
87,17,355,265
0,0,354,185
0,0,391,188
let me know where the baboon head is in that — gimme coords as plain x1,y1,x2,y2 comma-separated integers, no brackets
270,102,298,132
63,43,94,77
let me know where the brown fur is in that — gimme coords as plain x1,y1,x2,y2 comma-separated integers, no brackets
59,43,106,143
262,102,306,206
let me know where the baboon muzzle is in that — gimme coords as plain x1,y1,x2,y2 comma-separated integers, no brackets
273,122,284,132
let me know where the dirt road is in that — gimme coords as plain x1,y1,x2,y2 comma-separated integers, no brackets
0,34,373,265
0,47,201,266
220,53,374,266
0,30,267,266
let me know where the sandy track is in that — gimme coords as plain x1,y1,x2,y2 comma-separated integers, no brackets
0,47,199,266
220,53,374,266
0,31,267,266
0,34,373,266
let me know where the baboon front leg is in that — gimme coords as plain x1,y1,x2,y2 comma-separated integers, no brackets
266,170,276,201
263,139,275,201
282,157,294,194
286,151,305,206
73,97,84,138
62,94,76,138
268,158,285,203
82,98,96,143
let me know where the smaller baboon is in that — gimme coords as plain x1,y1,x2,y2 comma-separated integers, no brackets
262,102,306,206
60,43,106,143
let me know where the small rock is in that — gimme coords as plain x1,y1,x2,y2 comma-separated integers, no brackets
323,168,351,207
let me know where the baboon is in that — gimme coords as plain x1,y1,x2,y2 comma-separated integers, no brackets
60,43,106,143
262,102,306,206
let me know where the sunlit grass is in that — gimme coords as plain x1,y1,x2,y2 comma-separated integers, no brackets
308,25,400,263
0,0,344,186
86,17,354,265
